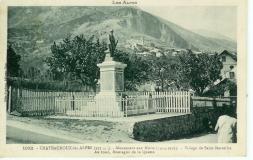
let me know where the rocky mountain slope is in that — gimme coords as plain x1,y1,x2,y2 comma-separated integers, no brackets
7,6,236,72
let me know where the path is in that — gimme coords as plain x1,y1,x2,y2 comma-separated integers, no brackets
7,126,77,144
6,115,218,144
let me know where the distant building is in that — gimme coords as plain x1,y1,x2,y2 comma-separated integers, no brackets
155,52,162,57
170,49,187,56
203,50,237,96
125,37,145,50
192,51,203,55
36,40,44,44
136,51,152,56
219,50,237,81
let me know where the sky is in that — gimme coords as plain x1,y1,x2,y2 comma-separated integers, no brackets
140,6,237,41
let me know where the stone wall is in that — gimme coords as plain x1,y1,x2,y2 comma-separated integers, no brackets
133,106,233,142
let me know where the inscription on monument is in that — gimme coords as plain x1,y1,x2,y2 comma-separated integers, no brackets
101,71,114,91
115,71,124,91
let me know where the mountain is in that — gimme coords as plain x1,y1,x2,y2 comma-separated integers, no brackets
191,29,235,42
7,6,237,72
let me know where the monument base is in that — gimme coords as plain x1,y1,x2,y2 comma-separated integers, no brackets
92,92,124,117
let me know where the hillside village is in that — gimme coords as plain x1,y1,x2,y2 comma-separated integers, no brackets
122,36,237,96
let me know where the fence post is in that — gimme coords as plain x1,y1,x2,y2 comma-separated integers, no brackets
176,91,178,112
71,94,75,110
190,95,193,112
213,97,217,109
125,98,128,117
187,91,191,113
17,88,21,112
8,86,12,113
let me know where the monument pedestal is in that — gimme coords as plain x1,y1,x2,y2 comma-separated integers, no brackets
95,53,127,117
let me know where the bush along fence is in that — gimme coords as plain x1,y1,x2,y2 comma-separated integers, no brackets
132,97,237,142
7,86,235,117
133,104,237,142
7,76,96,92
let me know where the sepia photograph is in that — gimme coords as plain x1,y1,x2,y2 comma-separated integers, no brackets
5,5,238,144
0,0,247,157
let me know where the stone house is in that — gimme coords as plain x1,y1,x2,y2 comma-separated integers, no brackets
203,50,237,96
219,50,237,81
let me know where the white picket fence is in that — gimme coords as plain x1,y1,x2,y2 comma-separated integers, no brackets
152,91,191,113
11,88,95,116
120,91,191,116
53,91,191,117
55,96,124,117
9,88,192,117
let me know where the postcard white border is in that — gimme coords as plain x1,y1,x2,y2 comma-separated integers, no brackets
0,0,247,157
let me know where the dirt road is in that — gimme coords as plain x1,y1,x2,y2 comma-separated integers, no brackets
6,115,218,144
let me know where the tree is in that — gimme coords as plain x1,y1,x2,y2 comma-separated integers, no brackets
203,79,237,97
7,43,21,77
47,33,153,91
46,35,107,91
113,50,152,90
177,50,223,95
148,55,179,91
26,67,41,80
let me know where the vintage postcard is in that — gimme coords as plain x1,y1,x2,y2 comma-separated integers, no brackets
0,0,247,157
